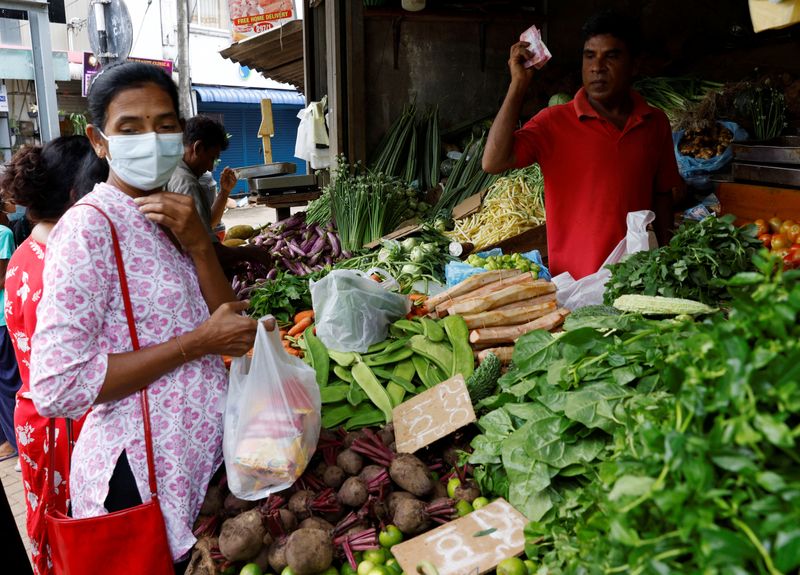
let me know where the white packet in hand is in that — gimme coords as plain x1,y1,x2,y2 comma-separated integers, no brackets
519,24,552,69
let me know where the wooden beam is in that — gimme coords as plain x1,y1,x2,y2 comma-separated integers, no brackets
345,0,366,163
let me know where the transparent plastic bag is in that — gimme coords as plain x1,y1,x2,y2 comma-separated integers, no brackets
223,317,321,500
311,270,411,353
444,248,551,287
553,211,655,310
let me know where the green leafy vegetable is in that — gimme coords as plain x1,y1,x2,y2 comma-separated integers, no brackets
248,271,312,325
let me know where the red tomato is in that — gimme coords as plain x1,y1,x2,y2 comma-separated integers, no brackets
783,253,799,270
772,233,791,251
758,233,773,249
773,248,790,259
779,219,796,236
754,218,769,236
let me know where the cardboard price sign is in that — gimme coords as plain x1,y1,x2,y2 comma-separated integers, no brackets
393,375,476,453
392,499,528,575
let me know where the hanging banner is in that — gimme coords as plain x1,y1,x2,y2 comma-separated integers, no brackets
227,0,297,42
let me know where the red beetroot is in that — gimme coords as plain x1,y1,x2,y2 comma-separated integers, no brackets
323,465,346,489
336,449,364,476
393,497,456,535
333,528,379,569
351,430,433,497
338,468,390,508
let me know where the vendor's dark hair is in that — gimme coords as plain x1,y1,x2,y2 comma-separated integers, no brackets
581,9,641,56
0,136,105,222
184,115,229,151
87,61,180,130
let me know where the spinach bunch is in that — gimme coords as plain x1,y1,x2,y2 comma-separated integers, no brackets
604,214,762,304
248,271,314,325
471,258,800,574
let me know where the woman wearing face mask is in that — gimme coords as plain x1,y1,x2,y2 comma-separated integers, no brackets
29,62,258,573
1,136,107,575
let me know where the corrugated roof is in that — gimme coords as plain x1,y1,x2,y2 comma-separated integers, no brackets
193,85,305,106
219,19,305,92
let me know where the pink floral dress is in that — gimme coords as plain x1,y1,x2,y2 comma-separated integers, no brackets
30,183,228,561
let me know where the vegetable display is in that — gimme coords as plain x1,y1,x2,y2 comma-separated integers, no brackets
604,214,762,305
752,216,800,270
302,315,475,431
246,272,313,325
447,166,545,251
470,257,800,574
633,76,723,125
677,123,733,159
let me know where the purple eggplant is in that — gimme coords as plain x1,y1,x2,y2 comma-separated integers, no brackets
327,232,341,258
309,251,322,266
266,268,278,281
288,242,306,258
309,234,327,255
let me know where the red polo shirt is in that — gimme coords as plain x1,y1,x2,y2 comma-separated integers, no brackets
513,88,682,279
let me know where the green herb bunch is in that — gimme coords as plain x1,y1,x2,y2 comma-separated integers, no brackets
604,214,763,305
470,256,800,574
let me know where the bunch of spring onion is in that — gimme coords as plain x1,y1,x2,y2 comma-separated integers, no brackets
329,157,414,253
745,85,787,141
634,76,723,125
447,164,545,250
431,134,497,218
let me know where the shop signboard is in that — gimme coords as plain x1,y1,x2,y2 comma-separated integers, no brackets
227,0,297,42
0,85,8,113
82,53,174,97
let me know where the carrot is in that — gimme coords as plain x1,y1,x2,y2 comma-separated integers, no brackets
370,274,382,282
408,293,427,302
284,347,302,357
279,329,289,339
288,317,313,337
294,310,315,325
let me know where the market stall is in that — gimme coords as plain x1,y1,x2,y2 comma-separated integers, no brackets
199,1,800,573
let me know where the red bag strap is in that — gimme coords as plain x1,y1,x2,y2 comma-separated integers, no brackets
48,202,159,500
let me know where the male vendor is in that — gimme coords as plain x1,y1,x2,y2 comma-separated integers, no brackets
168,115,271,274
482,10,683,279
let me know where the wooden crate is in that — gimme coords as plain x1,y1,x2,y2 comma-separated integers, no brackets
481,224,548,261
716,182,800,224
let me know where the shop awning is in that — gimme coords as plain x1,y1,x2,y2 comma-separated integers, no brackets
219,19,305,93
193,85,305,106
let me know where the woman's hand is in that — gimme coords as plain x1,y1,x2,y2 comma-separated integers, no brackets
188,300,258,358
134,192,211,255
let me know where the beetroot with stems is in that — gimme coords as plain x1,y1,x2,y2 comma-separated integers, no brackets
351,430,434,497
377,423,395,447
336,448,364,476
342,429,367,449
453,479,481,503
300,516,335,533
393,497,456,535
289,488,343,522
358,464,386,484
218,508,266,561
267,537,289,573
387,491,416,516
285,528,334,575
323,465,346,489
333,528,379,569
338,467,390,508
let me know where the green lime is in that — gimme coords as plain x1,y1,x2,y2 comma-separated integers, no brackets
384,559,402,574
446,477,461,498
524,559,537,574
472,496,490,510
240,564,262,575
496,557,527,575
379,525,404,548
363,548,388,564
341,564,359,575
357,561,376,575
455,499,473,516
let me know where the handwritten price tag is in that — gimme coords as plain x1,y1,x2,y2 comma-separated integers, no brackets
392,499,528,575
393,375,476,453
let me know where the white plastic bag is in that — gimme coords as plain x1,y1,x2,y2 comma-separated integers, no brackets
311,270,411,353
223,318,321,500
553,211,656,310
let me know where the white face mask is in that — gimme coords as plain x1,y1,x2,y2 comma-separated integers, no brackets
100,131,184,191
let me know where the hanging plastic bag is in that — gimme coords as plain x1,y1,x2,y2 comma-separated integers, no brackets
552,211,655,310
223,318,321,500
673,121,747,188
444,248,551,287
311,270,411,353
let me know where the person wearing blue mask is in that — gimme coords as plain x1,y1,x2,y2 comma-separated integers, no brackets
29,62,263,574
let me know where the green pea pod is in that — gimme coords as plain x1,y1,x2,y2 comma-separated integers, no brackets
347,380,366,406
412,354,445,389
386,382,406,407
367,340,392,354
392,319,423,335
322,403,357,429
328,349,359,367
333,365,354,383
409,334,454,377
304,326,329,387
344,408,386,430
351,361,395,423
363,347,414,367
320,385,350,404
393,359,417,383
372,367,416,393
421,317,445,342
440,314,474,379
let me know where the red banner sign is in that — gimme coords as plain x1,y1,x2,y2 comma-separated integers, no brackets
227,0,297,41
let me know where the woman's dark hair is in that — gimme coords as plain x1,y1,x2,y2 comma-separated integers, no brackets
581,9,642,56
87,61,180,130
184,115,229,150
0,136,104,223
72,150,110,202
